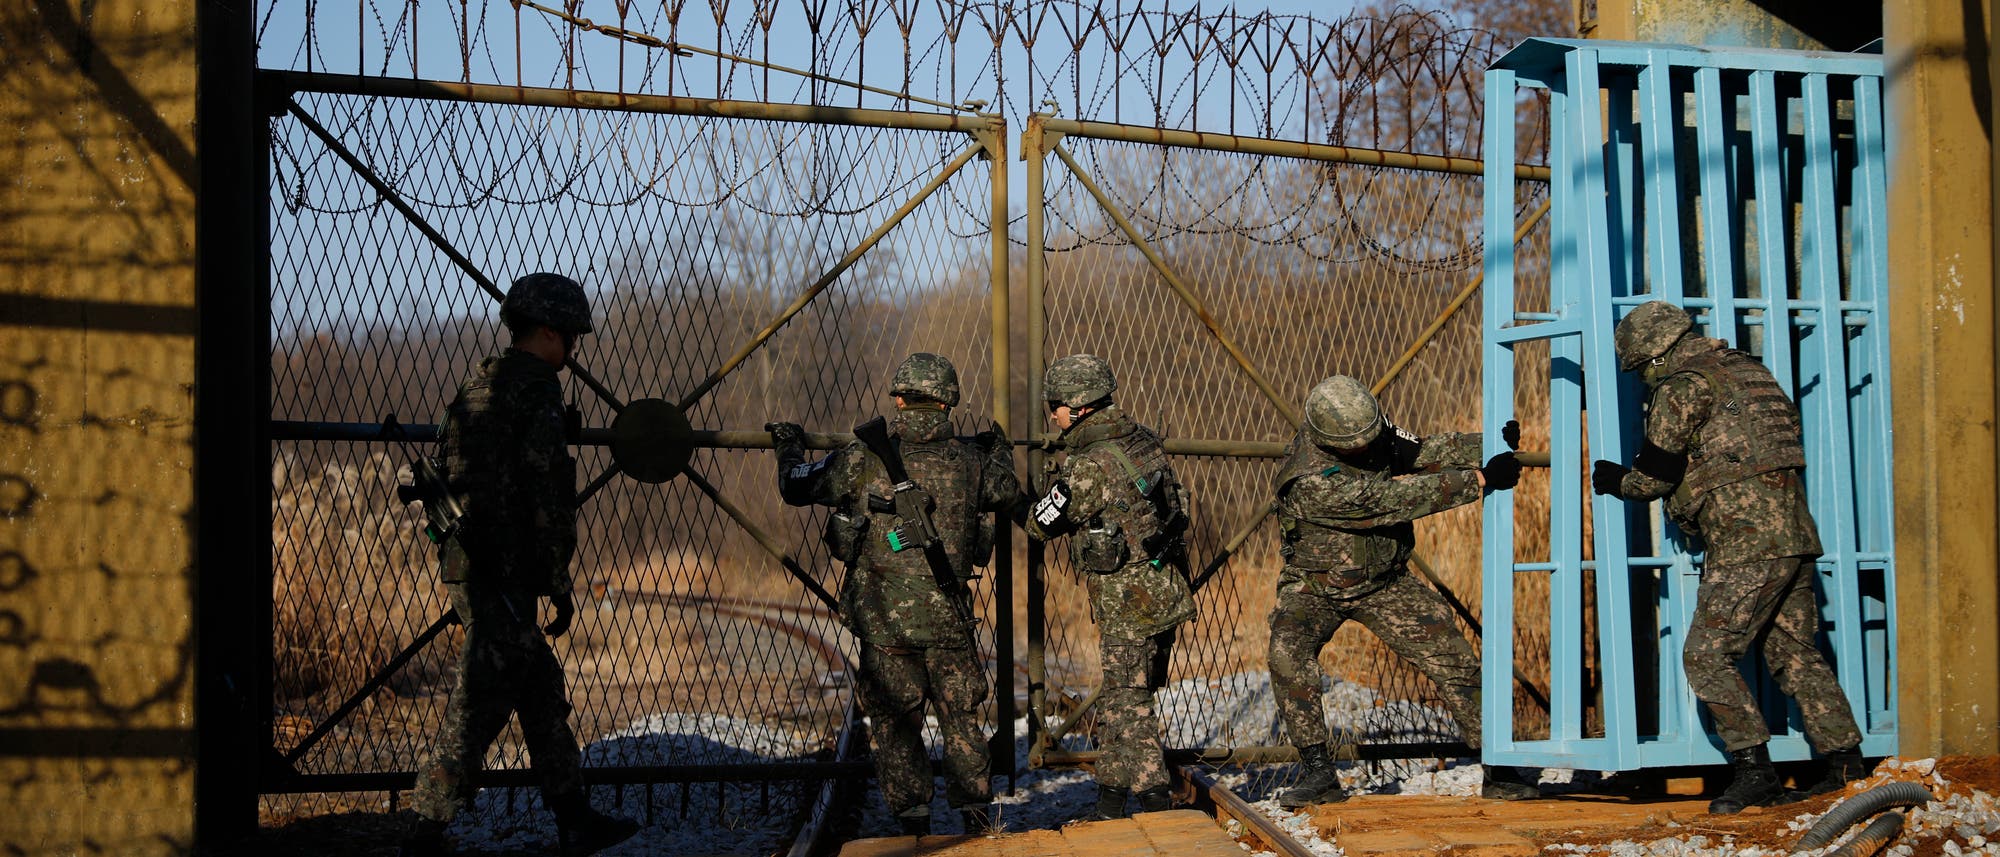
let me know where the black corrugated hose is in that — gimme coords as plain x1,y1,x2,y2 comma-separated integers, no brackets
1822,811,1905,857
1796,781,1934,850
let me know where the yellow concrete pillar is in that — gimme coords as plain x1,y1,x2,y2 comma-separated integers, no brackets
1886,0,2000,757
1587,0,1880,50
1,1,200,853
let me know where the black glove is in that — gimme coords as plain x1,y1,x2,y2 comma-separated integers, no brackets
1502,419,1521,451
1591,460,1629,496
765,421,805,449
545,592,575,638
1480,452,1522,492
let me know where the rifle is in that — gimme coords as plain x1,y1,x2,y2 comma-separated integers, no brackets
852,416,972,623
385,414,466,546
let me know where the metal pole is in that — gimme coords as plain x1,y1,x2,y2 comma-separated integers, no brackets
677,140,987,410
1041,116,1551,181
1041,741,1473,767
1022,115,1055,754
1374,199,1553,395
1051,142,1303,428
281,610,460,766
680,467,839,612
979,123,1018,784
272,419,1301,458
282,100,625,411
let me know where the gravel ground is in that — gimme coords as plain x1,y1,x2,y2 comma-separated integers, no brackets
253,672,2000,857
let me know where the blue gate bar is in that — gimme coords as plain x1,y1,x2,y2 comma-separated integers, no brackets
1482,38,1897,772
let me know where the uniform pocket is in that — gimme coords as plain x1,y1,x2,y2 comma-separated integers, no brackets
1077,522,1129,573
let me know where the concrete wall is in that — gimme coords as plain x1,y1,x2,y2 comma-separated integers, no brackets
1884,0,2000,758
0,1,200,853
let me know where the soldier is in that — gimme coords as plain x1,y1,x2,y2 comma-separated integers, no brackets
407,273,638,855
1023,354,1195,821
765,352,1018,836
1268,375,1537,809
1591,300,1866,815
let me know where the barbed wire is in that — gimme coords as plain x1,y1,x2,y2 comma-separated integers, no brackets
265,2,1551,280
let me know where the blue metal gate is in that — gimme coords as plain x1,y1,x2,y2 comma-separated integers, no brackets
1479,39,1896,770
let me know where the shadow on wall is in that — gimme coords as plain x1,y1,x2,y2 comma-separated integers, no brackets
3,0,204,853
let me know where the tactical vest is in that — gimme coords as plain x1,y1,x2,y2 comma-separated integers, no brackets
435,351,575,587
1273,433,1412,590
1067,417,1189,566
1658,346,1807,509
850,434,990,578
1062,409,1196,640
833,418,993,648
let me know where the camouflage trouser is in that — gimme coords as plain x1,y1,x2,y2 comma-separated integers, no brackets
1268,569,1483,749
856,641,991,815
1094,629,1175,792
413,582,584,822
1683,556,1862,753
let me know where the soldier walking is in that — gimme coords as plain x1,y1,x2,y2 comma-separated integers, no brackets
1267,375,1536,808
766,353,1018,835
1591,300,1866,815
1023,354,1195,820
407,274,638,855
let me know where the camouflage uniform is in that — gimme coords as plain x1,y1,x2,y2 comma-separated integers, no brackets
412,347,585,822
1267,424,1490,749
772,363,1017,820
1607,333,1861,754
1025,404,1195,794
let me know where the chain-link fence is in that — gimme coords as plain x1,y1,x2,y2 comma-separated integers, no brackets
1024,129,1554,779
256,0,1554,824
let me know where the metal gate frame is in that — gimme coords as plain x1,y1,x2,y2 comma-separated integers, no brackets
1017,114,1555,767
1480,38,1898,771
257,70,1017,795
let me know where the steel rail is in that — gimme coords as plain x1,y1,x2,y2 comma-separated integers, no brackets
676,139,988,411
281,99,626,412
1051,141,1304,428
1183,767,1319,857
786,701,864,857
267,70,1002,133
1043,116,1553,181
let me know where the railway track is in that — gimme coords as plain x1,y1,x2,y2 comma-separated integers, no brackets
619,591,1324,857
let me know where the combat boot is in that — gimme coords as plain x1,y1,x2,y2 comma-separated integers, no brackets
1800,748,1870,797
1709,744,1786,815
895,807,931,836
1277,743,1348,809
551,792,641,856
958,804,992,833
395,816,449,857
1134,785,1173,813
1481,765,1541,801
1082,784,1129,821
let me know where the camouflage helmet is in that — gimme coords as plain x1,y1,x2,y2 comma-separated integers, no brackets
501,272,593,335
1613,300,1693,371
889,352,960,407
1303,375,1383,450
1044,353,1117,409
